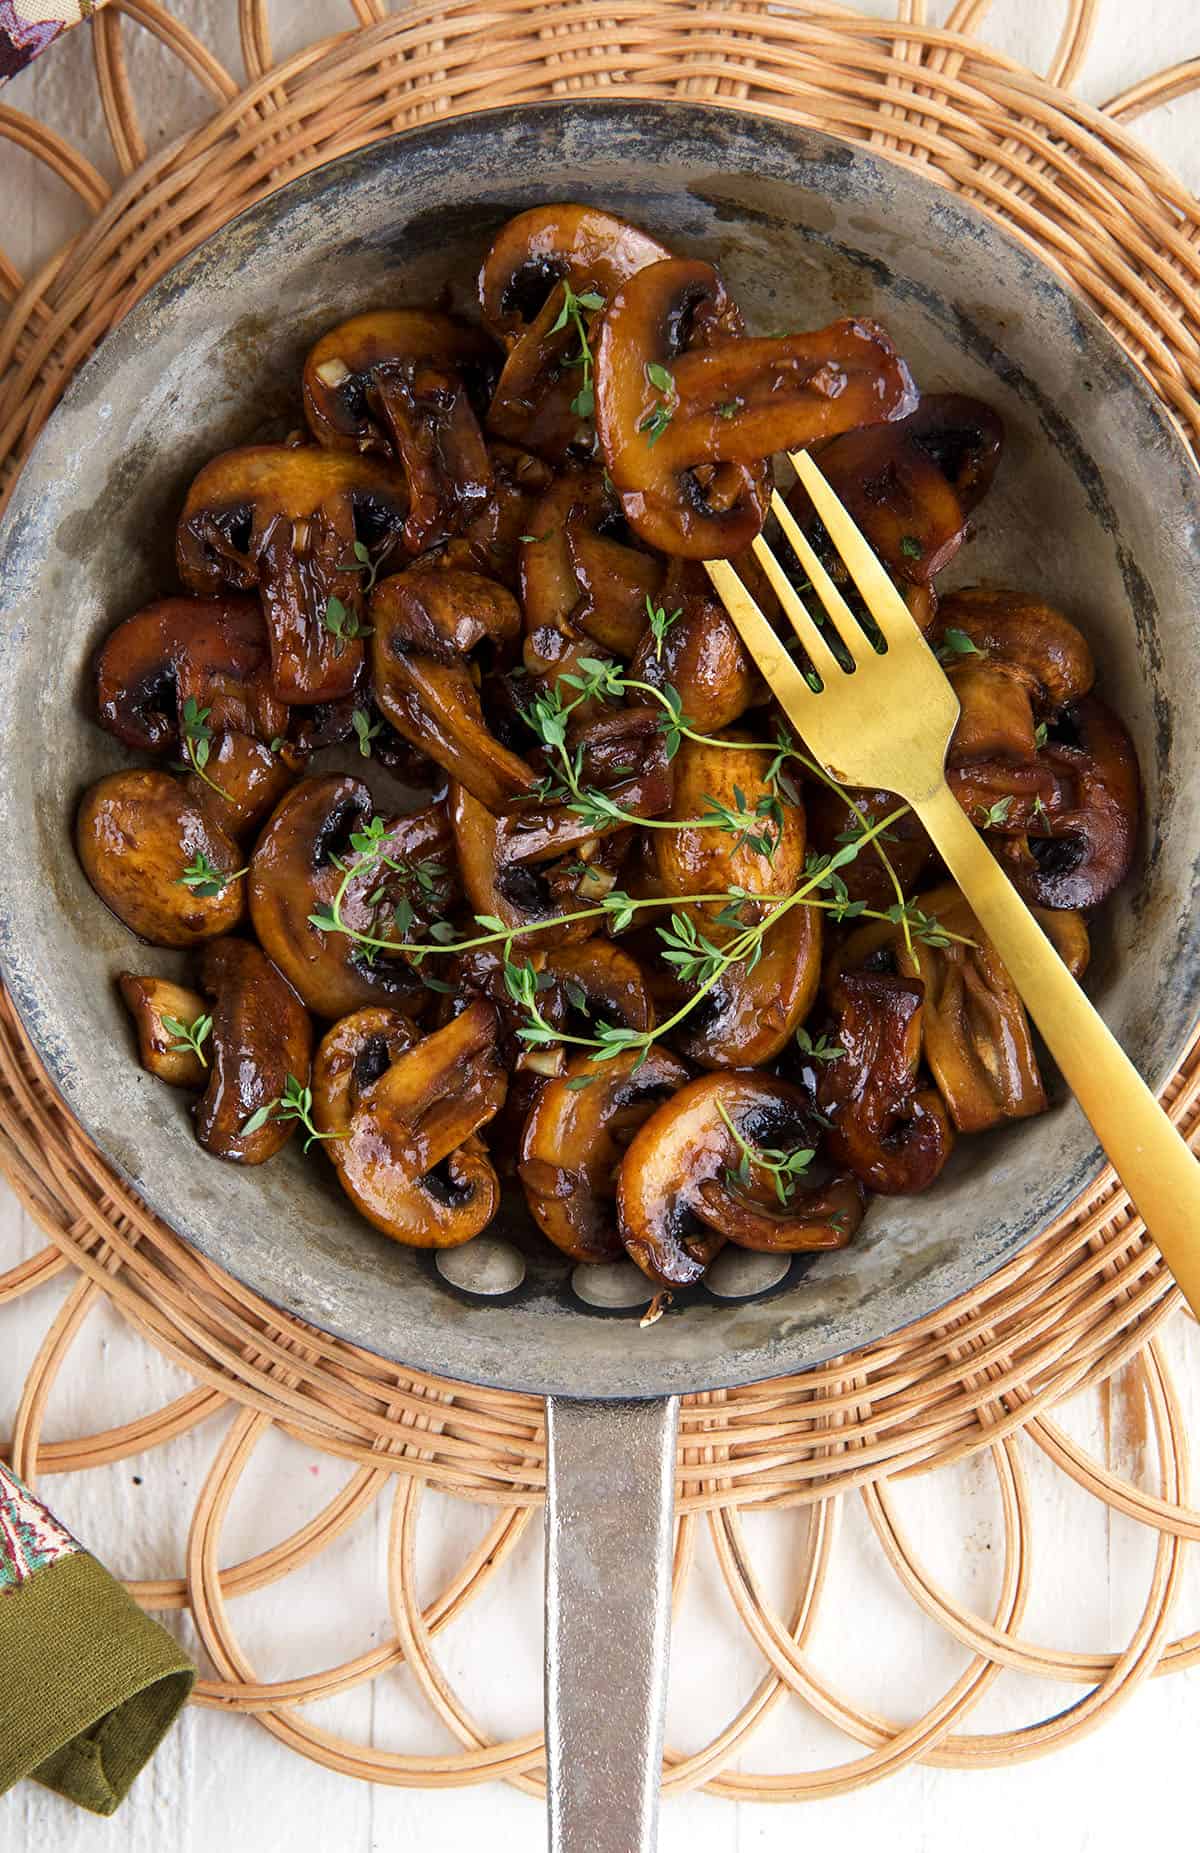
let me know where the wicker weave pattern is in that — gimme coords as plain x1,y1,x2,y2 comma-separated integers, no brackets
3,0,1200,1797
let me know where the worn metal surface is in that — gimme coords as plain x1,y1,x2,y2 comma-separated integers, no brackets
545,1396,679,1852
1,101,1198,1399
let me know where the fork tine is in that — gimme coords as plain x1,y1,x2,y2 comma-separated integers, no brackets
703,559,820,729
790,450,924,648
769,490,873,664
747,531,849,683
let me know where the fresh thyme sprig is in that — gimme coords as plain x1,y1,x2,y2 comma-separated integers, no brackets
716,1101,816,1206
646,594,682,661
352,708,384,758
639,360,676,446
323,594,372,653
179,696,234,802
178,851,247,897
551,280,605,419
240,1075,345,1151
161,1011,213,1068
337,536,394,593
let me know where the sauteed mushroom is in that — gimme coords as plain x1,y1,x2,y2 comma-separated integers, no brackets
480,204,673,463
628,566,763,733
595,258,917,556
996,695,1141,909
447,442,555,589
449,781,595,949
77,769,246,946
184,733,305,839
95,595,286,753
618,1072,865,1286
501,707,674,865
935,587,1095,765
818,972,954,1193
804,783,933,910
117,974,210,1087
519,1046,689,1262
654,735,819,1067
310,997,506,1247
177,446,407,704
519,469,664,679
303,310,495,554
194,937,313,1164
787,393,1003,584
249,775,437,1017
369,563,536,810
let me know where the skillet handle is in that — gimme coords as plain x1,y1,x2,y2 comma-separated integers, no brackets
545,1394,679,1853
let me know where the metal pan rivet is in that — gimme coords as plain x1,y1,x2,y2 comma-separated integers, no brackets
705,1249,790,1300
571,1260,655,1309
436,1237,525,1297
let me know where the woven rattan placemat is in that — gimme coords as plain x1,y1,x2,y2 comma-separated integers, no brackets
3,0,1200,1797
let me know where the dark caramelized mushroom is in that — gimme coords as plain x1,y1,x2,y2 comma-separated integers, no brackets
447,442,555,589
935,587,1095,765
184,732,305,839
177,446,407,704
804,783,933,910
194,937,313,1164
519,469,664,680
303,310,496,554
449,780,593,949
818,972,953,1193
629,564,763,733
118,974,209,1087
310,997,507,1248
501,707,674,865
479,204,673,464
995,695,1140,909
76,770,246,947
654,735,819,1067
308,1005,420,1136
369,564,536,810
519,1046,689,1261
617,1073,864,1286
787,394,1003,584
249,775,435,1017
95,595,286,753
595,258,917,557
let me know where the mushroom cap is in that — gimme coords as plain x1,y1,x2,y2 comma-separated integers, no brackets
117,973,209,1088
95,594,284,754
819,971,954,1194
76,769,246,947
519,1045,690,1262
194,936,313,1164
478,204,674,342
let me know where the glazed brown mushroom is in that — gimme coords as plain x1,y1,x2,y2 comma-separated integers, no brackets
804,783,933,911
308,1005,420,1137
449,780,598,949
369,563,537,810
184,732,305,839
117,974,210,1087
249,775,441,1017
831,884,1051,1133
653,735,819,1067
446,442,555,589
501,707,674,865
617,1072,866,1287
628,563,764,733
995,695,1140,909
76,769,246,947
302,310,496,554
479,204,673,463
519,469,665,682
595,258,917,557
177,446,408,704
194,937,313,1164
935,587,1095,766
818,972,954,1193
787,394,1003,585
519,1046,690,1261
310,997,507,1248
95,595,286,753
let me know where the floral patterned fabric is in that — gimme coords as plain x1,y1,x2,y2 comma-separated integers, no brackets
0,1461,80,1592
0,0,96,84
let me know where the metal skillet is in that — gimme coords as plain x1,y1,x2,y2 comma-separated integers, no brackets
2,101,1199,1851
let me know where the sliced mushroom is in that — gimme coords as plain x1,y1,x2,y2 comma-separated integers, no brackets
787,394,1003,584
502,706,674,864
804,782,933,910
519,1046,690,1262
935,587,1095,765
194,937,313,1164
302,310,496,554
519,469,664,680
447,442,555,589
310,997,506,1247
995,695,1140,909
308,1005,420,1140
479,204,673,463
177,446,407,704
629,563,764,732
449,779,594,949
249,775,433,1017
653,734,819,1067
76,769,246,947
369,563,536,810
95,595,286,753
617,1073,865,1286
184,732,305,839
818,972,954,1193
595,258,917,557
117,974,210,1087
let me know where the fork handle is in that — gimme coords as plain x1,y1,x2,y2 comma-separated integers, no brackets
913,781,1200,1316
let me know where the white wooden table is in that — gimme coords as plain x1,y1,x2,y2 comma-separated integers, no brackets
3,4,1200,1847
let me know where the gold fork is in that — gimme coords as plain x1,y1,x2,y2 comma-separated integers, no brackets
706,451,1200,1316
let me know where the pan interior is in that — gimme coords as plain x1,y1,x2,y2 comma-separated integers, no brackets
1,101,1198,1399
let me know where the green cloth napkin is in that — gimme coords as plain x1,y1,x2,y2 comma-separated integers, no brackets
0,1460,195,1814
